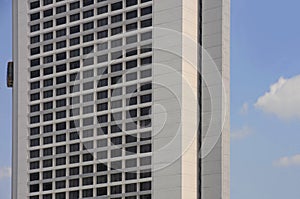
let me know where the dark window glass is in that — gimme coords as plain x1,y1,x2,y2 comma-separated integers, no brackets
56,5,66,14
97,6,108,14
83,10,94,19
43,0,53,6
110,185,122,194
70,1,80,10
43,9,53,17
30,47,40,55
141,6,152,16
56,17,66,25
141,19,152,28
30,36,40,44
83,0,94,6
43,44,53,52
126,22,137,31
43,102,53,110
97,30,108,39
30,12,40,21
56,29,66,37
126,10,137,19
70,25,80,34
31,59,40,67
70,13,80,22
30,81,40,90
30,70,40,78
97,187,107,196
56,134,66,142
30,1,40,9
111,27,122,35
30,24,40,32
111,2,122,11
43,20,53,29
97,18,108,27
83,22,94,30
126,0,137,7
111,14,122,23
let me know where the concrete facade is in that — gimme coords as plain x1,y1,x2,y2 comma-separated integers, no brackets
11,0,230,198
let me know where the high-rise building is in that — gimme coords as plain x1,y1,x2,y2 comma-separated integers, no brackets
10,0,230,199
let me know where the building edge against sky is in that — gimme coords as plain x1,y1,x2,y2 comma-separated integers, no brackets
11,0,230,199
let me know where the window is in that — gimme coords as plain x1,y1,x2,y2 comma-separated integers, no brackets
70,1,80,10
30,139,40,147
141,19,152,28
56,29,66,37
30,36,40,44
31,59,40,67
69,179,79,187
56,134,66,142
56,64,66,72
30,24,40,32
83,33,94,42
111,173,122,182
43,0,52,6
111,27,122,35
43,44,53,52
30,173,40,181
97,30,108,39
30,47,40,55
141,6,152,16
30,12,40,21
56,146,66,154
83,10,94,18
126,10,137,19
43,20,53,29
111,14,122,23
82,189,93,198
126,0,137,7
82,177,93,186
70,13,80,22
83,0,94,6
43,136,53,145
111,2,122,11
83,22,94,30
43,171,52,179
56,17,66,25
30,161,39,170
97,6,108,15
30,1,40,9
56,157,66,166
56,41,66,50
30,82,40,90
70,25,80,34
43,9,53,17
126,172,137,180
126,22,137,31
98,18,108,27
126,183,137,193
69,167,79,175
56,5,66,14
55,181,66,189
140,182,151,191
110,185,122,195
97,175,107,184
43,148,52,156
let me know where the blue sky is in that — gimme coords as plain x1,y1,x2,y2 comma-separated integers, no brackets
1,0,300,199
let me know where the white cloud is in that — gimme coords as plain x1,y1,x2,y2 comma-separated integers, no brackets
255,75,300,120
231,126,253,140
0,167,11,180
240,102,249,115
274,154,300,167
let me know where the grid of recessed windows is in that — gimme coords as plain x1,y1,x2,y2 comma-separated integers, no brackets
28,0,152,198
